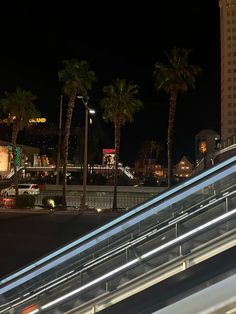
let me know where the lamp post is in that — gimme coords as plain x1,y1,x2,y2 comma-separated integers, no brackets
56,94,63,185
77,96,95,210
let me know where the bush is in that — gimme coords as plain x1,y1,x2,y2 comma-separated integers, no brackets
42,195,63,209
88,173,107,185
15,195,36,208
143,175,158,186
117,175,132,186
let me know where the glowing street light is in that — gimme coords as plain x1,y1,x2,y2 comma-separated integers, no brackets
77,96,95,210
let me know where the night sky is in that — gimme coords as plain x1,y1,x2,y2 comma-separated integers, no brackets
0,1,220,165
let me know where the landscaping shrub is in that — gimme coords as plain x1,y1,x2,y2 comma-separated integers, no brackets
143,175,158,186
42,195,63,209
15,195,36,208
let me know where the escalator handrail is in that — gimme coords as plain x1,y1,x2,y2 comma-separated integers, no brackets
1,155,236,291
3,207,236,313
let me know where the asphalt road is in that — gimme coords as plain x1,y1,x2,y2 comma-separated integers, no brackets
0,210,118,279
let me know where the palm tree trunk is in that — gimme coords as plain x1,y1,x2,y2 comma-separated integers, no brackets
12,122,19,197
62,84,77,208
167,89,177,188
112,122,121,211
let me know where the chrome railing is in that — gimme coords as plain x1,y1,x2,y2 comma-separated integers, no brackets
0,156,235,312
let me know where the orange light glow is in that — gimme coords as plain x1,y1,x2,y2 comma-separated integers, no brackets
21,304,39,314
200,141,207,153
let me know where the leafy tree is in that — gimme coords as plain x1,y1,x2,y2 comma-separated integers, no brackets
101,78,143,211
0,88,39,196
58,59,96,208
154,47,202,187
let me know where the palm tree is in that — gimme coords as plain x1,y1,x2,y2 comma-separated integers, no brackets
101,78,143,211
154,47,202,188
58,59,96,208
0,88,39,196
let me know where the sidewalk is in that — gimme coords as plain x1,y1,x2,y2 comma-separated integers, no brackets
0,205,122,216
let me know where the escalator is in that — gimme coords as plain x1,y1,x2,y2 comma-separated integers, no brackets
0,156,236,313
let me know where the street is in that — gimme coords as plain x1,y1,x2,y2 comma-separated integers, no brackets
0,210,118,278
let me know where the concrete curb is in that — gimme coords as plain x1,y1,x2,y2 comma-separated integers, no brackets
0,207,122,216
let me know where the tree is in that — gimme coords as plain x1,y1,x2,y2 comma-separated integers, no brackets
101,78,143,211
58,59,96,208
0,88,39,196
153,47,202,188
138,140,162,177
139,140,162,162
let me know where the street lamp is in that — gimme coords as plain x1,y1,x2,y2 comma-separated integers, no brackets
56,94,63,185
77,96,95,210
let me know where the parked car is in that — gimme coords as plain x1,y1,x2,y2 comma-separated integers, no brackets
0,184,40,196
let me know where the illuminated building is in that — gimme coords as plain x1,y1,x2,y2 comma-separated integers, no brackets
173,156,194,179
219,0,236,141
195,129,220,168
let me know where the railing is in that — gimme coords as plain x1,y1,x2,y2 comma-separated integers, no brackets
1,202,236,314
0,155,235,312
34,190,156,210
4,167,24,179
220,134,236,150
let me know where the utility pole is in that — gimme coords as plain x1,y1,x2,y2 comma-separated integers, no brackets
56,94,63,185
81,102,88,210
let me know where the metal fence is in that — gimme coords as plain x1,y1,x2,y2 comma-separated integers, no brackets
35,190,157,210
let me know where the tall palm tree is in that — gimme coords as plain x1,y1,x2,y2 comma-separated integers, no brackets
154,47,202,188
0,88,39,196
58,59,96,208
101,78,143,211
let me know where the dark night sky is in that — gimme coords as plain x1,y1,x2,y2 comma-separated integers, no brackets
0,1,220,165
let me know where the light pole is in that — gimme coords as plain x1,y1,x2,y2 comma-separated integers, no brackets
56,94,63,185
77,96,95,210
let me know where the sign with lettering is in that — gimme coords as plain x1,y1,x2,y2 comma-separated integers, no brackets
29,118,46,123
0,117,46,124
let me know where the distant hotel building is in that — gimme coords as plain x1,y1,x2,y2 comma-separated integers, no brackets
195,129,220,167
173,156,194,180
219,0,236,141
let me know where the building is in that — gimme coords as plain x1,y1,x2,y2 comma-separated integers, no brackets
195,129,220,168
21,123,58,160
0,140,40,164
219,0,236,141
173,156,194,180
134,159,164,179
0,140,40,178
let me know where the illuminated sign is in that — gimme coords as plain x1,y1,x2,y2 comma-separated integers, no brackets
29,118,46,123
0,117,46,124
0,146,9,172
102,148,116,165
103,149,116,154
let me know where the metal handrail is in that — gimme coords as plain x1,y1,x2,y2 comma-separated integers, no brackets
0,156,236,294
